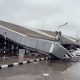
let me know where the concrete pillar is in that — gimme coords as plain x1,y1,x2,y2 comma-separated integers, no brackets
16,46,19,54
3,32,7,59
16,46,18,50
11,45,14,54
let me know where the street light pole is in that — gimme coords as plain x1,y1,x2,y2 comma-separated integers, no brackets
57,22,68,32
76,30,79,42
56,22,68,41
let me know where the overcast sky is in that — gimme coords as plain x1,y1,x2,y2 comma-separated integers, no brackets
0,0,80,38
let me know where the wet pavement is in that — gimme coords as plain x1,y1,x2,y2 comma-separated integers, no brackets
0,57,80,80
0,56,44,65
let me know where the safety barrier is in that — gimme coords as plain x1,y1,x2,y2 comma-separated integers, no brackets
0,57,48,69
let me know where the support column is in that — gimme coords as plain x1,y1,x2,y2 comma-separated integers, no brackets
3,32,7,59
11,45,14,54
16,46,19,55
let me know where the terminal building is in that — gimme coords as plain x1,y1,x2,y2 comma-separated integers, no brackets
0,20,80,59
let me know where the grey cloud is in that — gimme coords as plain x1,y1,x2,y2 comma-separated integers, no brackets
0,0,80,37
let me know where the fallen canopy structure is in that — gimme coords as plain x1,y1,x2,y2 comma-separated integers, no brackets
0,20,79,59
